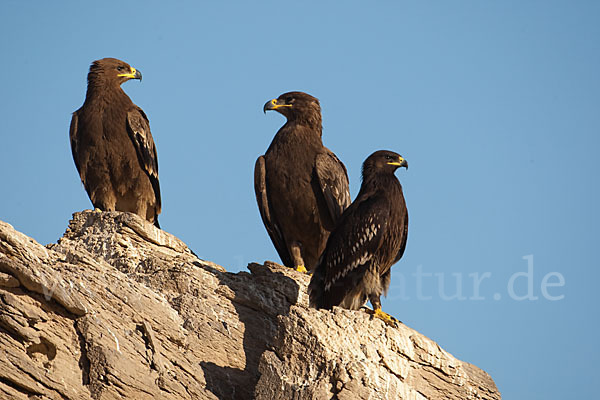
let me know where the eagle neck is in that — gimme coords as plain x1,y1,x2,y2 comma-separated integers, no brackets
287,113,322,137
84,75,128,105
358,172,402,198
270,120,324,150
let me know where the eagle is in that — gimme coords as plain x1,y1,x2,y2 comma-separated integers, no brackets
255,91,351,273
308,150,408,326
70,58,161,228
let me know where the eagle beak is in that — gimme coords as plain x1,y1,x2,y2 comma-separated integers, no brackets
263,98,292,114
118,67,142,81
388,157,408,169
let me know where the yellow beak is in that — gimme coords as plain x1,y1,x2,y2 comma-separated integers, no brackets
118,67,142,80
263,98,292,113
387,156,408,169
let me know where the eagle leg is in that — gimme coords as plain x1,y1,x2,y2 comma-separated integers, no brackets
290,242,309,274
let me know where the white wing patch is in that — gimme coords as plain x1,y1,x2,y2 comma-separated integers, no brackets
325,252,371,291
324,215,381,291
365,223,379,241
330,222,377,266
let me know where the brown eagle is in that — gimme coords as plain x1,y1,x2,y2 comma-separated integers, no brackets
70,58,161,227
255,91,351,273
309,150,408,326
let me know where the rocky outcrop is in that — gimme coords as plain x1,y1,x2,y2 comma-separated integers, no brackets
0,211,500,399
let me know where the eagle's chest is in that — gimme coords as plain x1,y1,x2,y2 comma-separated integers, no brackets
82,91,131,134
265,131,320,189
266,151,314,186
382,219,403,262
376,189,407,267
264,145,322,226
77,106,137,172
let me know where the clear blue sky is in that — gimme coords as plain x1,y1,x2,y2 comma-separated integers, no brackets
1,1,598,398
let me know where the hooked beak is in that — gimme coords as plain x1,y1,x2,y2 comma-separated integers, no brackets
118,67,142,81
263,98,292,114
388,156,408,170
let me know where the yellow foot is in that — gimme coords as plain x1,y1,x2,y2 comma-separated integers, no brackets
94,208,102,213
295,265,308,274
365,308,400,327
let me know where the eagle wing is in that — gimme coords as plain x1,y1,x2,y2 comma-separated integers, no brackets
254,156,293,268
314,150,351,229
126,107,161,211
69,111,83,180
310,195,389,308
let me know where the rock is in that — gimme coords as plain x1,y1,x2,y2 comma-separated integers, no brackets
0,211,501,399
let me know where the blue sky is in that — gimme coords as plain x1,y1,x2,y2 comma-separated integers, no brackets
1,1,598,398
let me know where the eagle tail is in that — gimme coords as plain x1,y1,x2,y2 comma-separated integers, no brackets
153,217,161,229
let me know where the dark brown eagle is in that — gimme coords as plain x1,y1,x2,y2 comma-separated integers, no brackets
255,91,351,273
309,150,408,326
70,58,161,227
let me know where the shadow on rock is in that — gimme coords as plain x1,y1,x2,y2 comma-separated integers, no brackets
199,261,300,400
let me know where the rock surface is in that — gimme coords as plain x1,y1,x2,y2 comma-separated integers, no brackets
0,211,501,400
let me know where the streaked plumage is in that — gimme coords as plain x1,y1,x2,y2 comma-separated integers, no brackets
70,58,161,227
309,150,408,325
255,91,351,272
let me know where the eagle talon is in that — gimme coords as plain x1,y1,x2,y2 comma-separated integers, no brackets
366,308,400,328
295,265,308,274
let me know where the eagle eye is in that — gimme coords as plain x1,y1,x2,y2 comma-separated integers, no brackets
284,97,293,103
385,155,393,160
117,66,124,72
